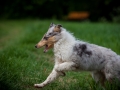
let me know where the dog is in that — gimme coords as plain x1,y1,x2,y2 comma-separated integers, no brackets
34,23,120,88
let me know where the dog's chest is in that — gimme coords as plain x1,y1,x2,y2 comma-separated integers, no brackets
54,45,73,62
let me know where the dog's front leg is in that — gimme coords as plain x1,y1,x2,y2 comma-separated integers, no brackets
55,62,77,72
34,69,62,88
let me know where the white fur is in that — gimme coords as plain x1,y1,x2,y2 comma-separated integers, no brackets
54,28,76,61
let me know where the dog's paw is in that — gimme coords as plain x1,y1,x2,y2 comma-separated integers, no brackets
34,84,44,88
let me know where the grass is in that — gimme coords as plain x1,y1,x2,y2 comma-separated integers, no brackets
0,20,120,90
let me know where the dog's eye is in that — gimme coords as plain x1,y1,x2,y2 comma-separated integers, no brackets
49,33,52,35
44,37,48,40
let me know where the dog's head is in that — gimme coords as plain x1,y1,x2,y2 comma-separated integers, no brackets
35,23,62,53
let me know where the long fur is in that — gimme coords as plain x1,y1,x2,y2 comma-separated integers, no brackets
34,24,120,88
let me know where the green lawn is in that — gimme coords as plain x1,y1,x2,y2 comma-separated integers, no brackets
0,20,120,90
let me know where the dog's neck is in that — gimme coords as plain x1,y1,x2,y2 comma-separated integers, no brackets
53,28,76,61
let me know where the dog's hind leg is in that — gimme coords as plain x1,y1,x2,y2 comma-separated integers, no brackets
91,71,106,87
34,69,62,88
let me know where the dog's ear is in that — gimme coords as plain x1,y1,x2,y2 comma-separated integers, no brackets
53,24,62,32
57,24,62,28
50,22,55,27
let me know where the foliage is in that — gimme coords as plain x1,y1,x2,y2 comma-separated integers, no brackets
0,0,120,21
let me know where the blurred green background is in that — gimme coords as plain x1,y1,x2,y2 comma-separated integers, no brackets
0,0,120,90
0,0,120,22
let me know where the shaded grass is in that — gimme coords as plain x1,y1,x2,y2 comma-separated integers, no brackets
0,20,120,90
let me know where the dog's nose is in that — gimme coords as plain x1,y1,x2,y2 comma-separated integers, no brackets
35,45,37,48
